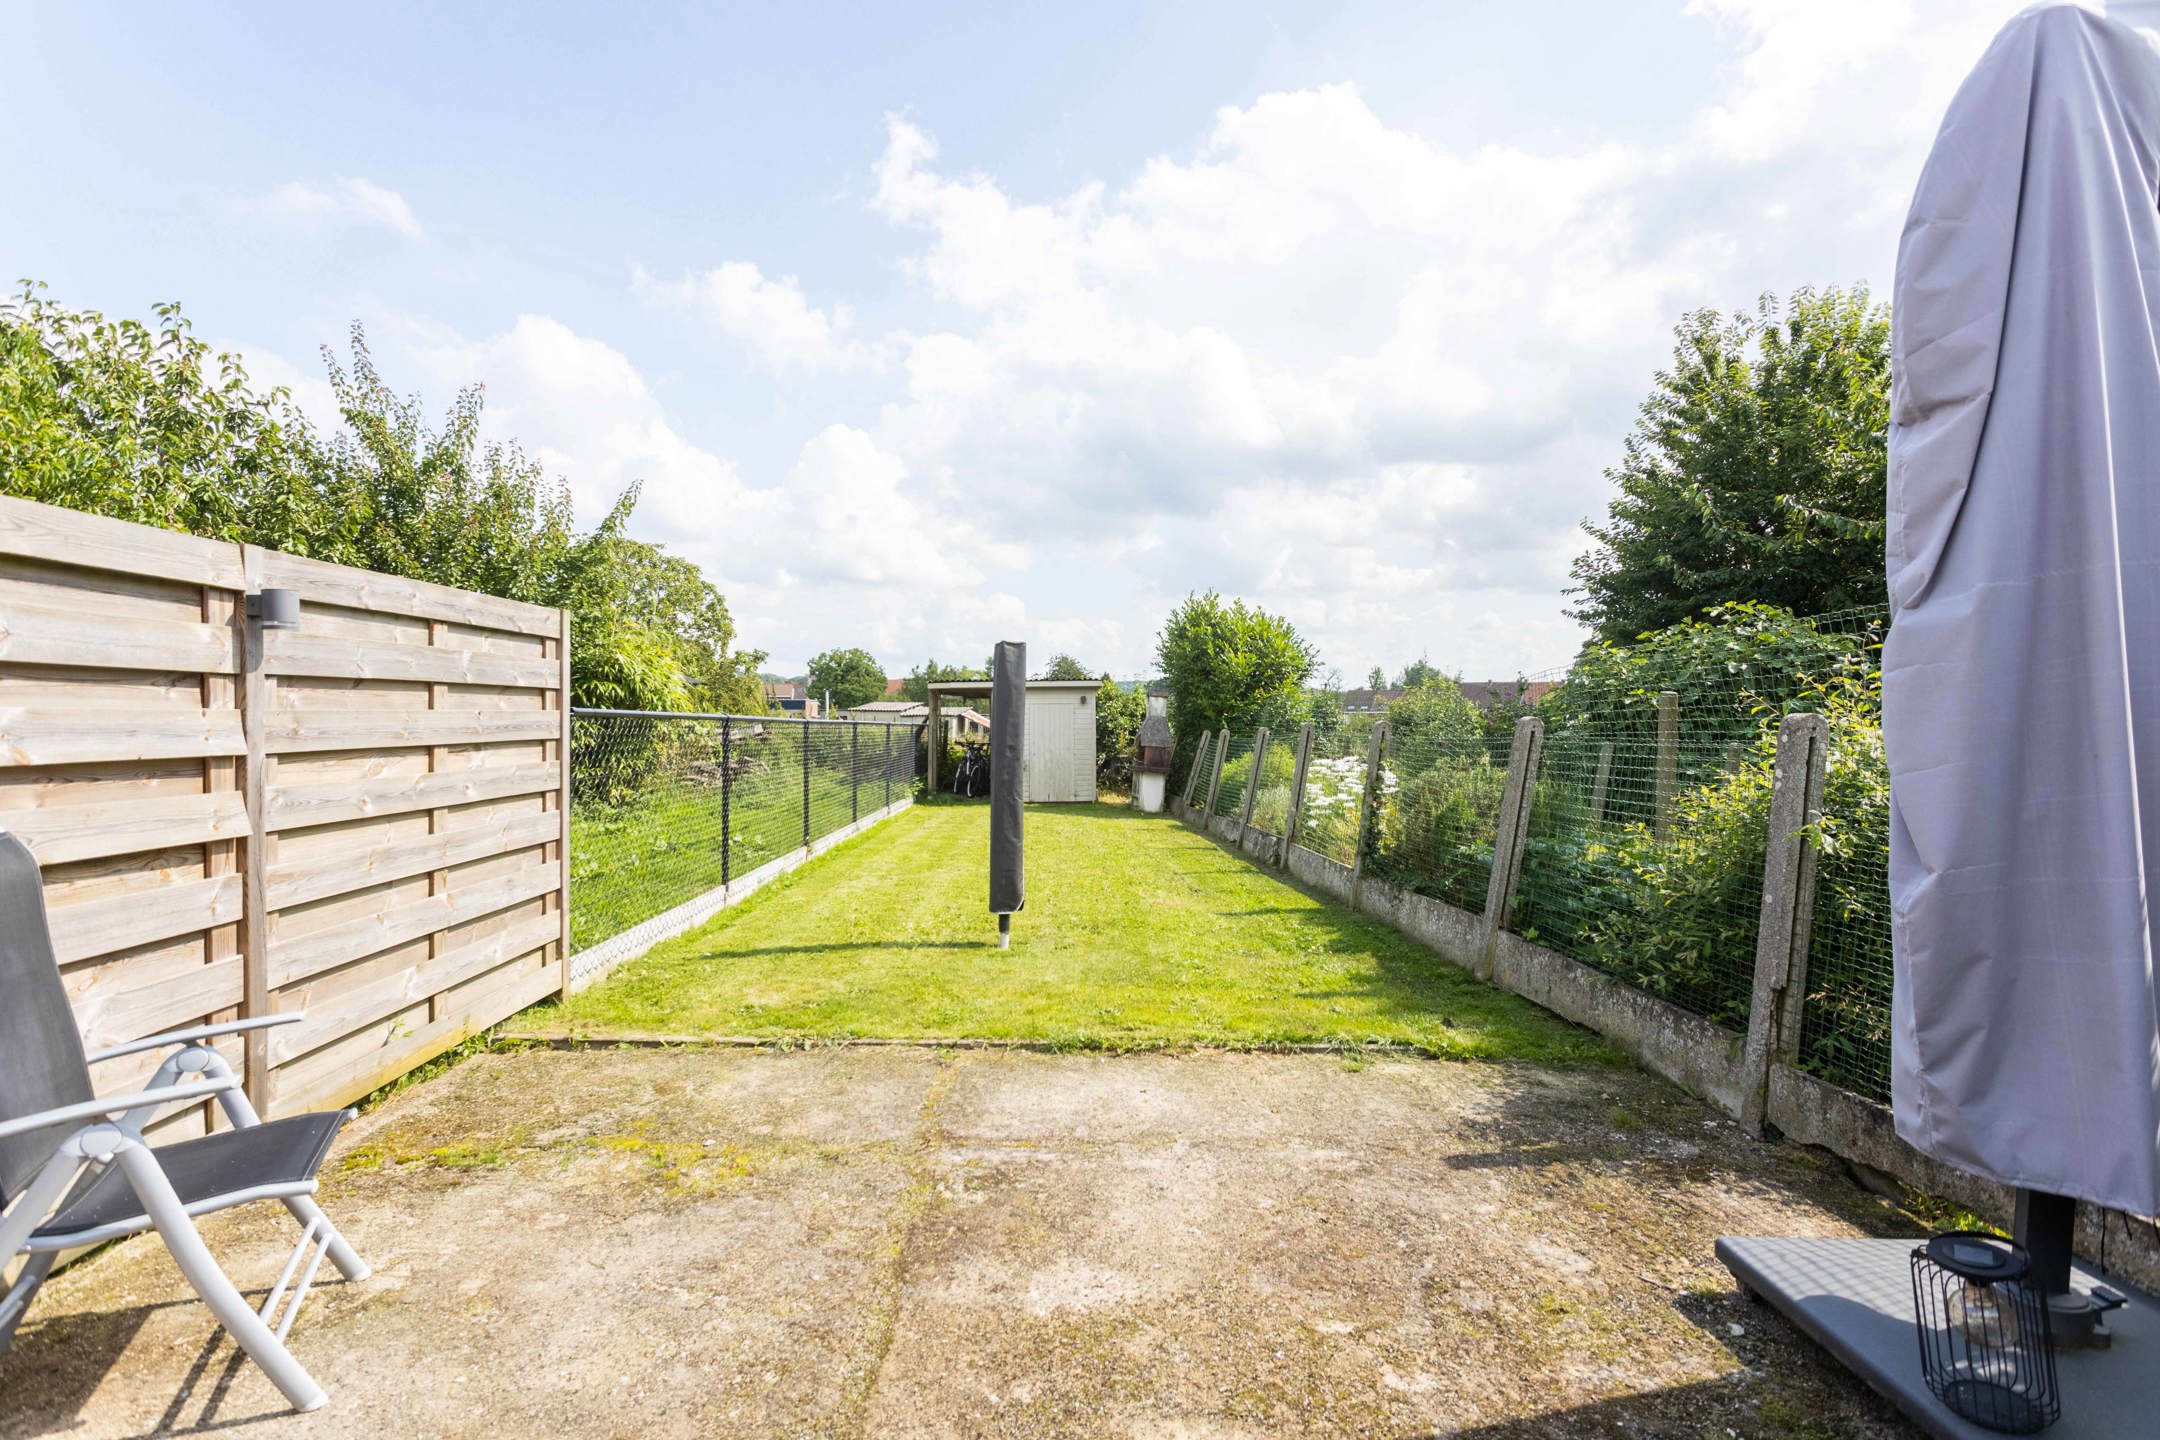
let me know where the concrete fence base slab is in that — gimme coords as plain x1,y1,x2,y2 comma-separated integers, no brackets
1166,794,2160,1293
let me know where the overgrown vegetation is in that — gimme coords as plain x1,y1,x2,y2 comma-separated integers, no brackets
0,284,764,712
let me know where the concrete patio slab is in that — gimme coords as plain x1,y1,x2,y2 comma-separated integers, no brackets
0,1047,1927,1438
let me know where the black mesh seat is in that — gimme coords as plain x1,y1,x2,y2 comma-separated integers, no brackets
31,1110,350,1244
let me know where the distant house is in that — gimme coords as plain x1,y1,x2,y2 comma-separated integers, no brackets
884,677,907,696
1458,680,1552,709
1340,687,1405,714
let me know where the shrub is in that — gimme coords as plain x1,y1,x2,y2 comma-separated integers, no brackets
1371,743,1506,909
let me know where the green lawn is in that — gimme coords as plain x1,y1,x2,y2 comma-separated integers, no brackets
549,800,1615,1064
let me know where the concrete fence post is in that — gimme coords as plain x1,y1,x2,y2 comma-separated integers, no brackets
1587,741,1614,828
1280,722,1315,863
1738,712,1832,1138
1478,715,1546,983
1349,721,1389,905
1654,690,1679,840
1237,727,1270,845
1203,727,1231,817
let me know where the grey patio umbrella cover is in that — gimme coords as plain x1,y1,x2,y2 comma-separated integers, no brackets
1885,1,2160,1215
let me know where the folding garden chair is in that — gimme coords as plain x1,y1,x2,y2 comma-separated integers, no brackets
0,830,369,1412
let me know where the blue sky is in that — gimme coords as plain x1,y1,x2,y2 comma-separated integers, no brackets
2,0,2029,679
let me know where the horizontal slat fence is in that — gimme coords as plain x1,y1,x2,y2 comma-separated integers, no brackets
0,496,568,1132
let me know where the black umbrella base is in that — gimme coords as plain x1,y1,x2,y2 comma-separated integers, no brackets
1717,1236,2157,1438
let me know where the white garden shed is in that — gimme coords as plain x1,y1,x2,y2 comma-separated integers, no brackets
925,678,1098,802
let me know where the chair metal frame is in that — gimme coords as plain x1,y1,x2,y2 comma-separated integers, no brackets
0,1011,369,1412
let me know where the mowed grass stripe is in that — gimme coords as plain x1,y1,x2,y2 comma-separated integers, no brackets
550,802,1615,1064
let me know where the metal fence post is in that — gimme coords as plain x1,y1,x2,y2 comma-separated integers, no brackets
801,720,812,848
1237,727,1270,845
852,722,861,824
1281,722,1315,863
1739,712,1831,1138
1478,715,1546,982
1654,690,1679,840
1350,721,1389,905
1203,727,1231,817
721,716,733,889
1588,740,1613,829
884,723,892,809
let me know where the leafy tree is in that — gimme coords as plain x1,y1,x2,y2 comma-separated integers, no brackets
1570,287,1891,643
565,533,765,713
1366,666,1387,690
1384,676,1481,743
806,647,888,710
1039,652,1092,681
1093,675,1146,792
899,658,986,702
1154,591,1318,783
0,284,328,547
0,286,764,716
1398,657,1440,690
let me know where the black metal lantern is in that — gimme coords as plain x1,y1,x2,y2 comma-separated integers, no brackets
1910,1232,2059,1433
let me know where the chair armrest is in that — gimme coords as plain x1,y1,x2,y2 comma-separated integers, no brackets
0,1076,238,1142
85,1013,307,1065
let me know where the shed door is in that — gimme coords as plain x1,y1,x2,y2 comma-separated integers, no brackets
1026,696,1077,802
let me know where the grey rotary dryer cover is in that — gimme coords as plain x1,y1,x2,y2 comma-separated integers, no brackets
990,641,1026,916
1885,1,2160,1214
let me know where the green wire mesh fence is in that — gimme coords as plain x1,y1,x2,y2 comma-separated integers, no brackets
1367,726,1508,915
1213,734,1256,818
1290,730,1369,867
1244,734,1300,837
1513,731,1769,1028
567,711,921,953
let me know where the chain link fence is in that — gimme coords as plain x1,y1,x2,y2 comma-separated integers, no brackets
568,710,921,954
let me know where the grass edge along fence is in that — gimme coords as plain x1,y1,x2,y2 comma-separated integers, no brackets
567,708,923,991
1171,708,2160,1290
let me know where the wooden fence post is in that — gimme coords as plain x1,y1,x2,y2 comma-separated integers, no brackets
1478,715,1546,983
202,583,243,1132
1349,721,1389,905
1739,712,1832,1138
1588,741,1613,828
1654,690,1679,840
1280,723,1315,863
1203,727,1231,817
1237,728,1270,844
553,607,572,997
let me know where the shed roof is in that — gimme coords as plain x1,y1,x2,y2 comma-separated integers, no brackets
924,679,1101,698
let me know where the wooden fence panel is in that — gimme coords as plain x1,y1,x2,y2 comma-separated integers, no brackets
0,496,569,1130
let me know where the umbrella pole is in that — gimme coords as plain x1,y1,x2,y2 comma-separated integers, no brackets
2014,1187,2127,1348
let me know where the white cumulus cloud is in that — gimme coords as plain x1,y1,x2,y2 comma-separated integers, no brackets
269,178,424,238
